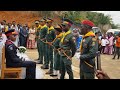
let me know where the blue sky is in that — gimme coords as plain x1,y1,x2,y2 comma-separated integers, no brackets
92,11,120,25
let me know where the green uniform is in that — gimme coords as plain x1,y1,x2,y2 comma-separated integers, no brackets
45,26,56,71
35,25,41,60
39,25,48,63
53,33,63,70
80,31,98,79
59,30,76,79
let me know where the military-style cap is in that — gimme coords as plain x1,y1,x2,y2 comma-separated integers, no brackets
35,20,39,24
61,18,73,26
81,20,94,27
5,29,18,37
40,18,46,22
54,24,62,32
46,18,53,23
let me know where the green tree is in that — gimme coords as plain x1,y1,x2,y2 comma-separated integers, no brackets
59,11,88,24
38,11,53,18
86,12,112,26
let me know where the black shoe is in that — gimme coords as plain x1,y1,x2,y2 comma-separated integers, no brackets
36,61,43,64
41,65,49,69
112,58,115,59
50,74,58,77
46,70,53,74
36,62,43,64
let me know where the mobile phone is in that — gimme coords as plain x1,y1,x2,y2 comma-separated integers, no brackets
96,51,101,70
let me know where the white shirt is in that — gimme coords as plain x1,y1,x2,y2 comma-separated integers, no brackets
98,36,102,40
101,39,109,46
0,33,7,46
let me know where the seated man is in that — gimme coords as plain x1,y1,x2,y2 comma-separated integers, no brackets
5,29,36,79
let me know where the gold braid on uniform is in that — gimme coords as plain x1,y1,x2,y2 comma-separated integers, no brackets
80,31,95,68
47,26,54,34
61,30,71,43
40,24,47,30
80,31,95,52
36,25,41,32
52,32,63,43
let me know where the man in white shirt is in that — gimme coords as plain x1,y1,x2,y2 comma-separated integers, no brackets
101,36,109,54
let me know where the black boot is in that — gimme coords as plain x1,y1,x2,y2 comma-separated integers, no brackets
50,74,57,77
41,65,49,69
46,70,53,74
50,71,57,77
36,60,43,64
112,57,115,59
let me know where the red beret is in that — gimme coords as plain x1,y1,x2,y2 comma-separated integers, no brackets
82,20,94,27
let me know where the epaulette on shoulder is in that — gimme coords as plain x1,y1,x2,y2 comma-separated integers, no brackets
7,44,14,50
8,44,13,48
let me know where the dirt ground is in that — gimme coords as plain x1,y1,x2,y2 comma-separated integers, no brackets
0,11,61,27
26,49,120,79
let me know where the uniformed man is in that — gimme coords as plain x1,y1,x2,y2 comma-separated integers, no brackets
79,20,98,79
35,20,41,61
37,18,48,64
41,18,56,74
59,19,76,79
5,29,36,79
50,24,63,78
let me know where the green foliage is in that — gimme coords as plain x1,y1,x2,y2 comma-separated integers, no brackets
59,11,87,24
18,46,26,53
86,12,112,26
38,11,54,18
59,11,114,27
37,11,117,30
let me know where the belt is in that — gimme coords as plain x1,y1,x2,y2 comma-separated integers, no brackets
84,61,94,68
